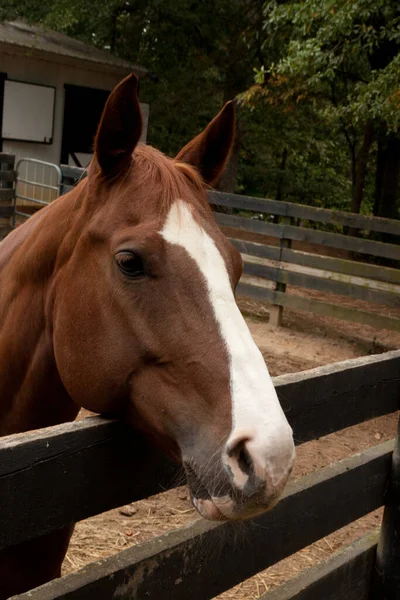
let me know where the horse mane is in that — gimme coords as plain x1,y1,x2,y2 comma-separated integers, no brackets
0,181,86,285
0,198,61,274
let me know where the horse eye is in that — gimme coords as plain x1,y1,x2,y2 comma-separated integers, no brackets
116,251,146,278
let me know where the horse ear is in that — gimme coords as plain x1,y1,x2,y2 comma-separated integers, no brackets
175,102,235,186
94,73,142,176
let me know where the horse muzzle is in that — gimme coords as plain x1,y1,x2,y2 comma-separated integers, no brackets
183,431,295,521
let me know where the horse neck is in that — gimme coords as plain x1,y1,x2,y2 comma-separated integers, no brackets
0,193,83,436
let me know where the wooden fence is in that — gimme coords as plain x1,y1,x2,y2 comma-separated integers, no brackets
2,350,400,599
208,191,400,330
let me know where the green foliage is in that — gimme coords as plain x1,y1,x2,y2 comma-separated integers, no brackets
244,0,400,216
261,0,400,128
237,100,351,208
1,0,399,217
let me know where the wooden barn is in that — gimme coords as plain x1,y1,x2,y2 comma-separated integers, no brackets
0,20,148,169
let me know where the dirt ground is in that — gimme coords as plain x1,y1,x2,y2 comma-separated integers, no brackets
64,301,400,598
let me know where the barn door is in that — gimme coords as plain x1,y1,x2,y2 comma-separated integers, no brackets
61,84,110,168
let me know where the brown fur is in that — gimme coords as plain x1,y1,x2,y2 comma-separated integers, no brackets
0,75,239,597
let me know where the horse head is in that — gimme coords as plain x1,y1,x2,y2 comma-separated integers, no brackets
52,74,295,521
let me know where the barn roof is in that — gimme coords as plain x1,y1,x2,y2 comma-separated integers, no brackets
0,21,147,76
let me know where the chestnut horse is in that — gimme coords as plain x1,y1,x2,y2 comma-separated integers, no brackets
0,74,295,598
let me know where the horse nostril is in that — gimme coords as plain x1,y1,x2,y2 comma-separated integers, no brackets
227,434,255,479
238,445,253,475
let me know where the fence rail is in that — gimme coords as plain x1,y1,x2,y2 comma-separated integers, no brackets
13,442,394,600
2,349,399,599
215,212,400,261
231,239,400,285
209,191,400,236
262,532,379,600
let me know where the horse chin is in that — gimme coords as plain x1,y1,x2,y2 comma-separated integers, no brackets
192,496,228,521
184,462,234,521
184,461,284,522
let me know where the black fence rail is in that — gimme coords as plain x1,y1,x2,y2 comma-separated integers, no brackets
2,350,399,600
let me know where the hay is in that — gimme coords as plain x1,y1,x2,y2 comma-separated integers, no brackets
63,484,385,598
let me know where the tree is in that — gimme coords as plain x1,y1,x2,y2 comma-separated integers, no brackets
251,0,400,218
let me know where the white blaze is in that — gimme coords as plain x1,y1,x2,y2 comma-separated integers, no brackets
161,201,294,489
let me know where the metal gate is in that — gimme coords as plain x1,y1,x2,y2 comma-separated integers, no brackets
14,158,62,226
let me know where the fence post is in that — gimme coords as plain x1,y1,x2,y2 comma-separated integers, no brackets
369,415,400,599
269,215,292,327
0,153,16,236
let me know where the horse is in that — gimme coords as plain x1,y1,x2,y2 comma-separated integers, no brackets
0,74,295,598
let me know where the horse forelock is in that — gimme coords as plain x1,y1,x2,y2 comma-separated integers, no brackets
136,143,206,194
100,144,210,218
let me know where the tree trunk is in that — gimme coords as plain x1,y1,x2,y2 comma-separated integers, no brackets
377,133,400,221
372,132,400,249
351,120,374,214
272,148,288,223
373,134,386,216
276,148,288,201
348,120,374,236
